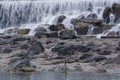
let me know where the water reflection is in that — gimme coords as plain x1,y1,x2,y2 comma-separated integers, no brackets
0,72,31,80
0,71,120,80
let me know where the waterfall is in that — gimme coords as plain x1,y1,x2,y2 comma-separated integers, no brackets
0,0,120,28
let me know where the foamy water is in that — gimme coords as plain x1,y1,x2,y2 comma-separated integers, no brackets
0,0,120,37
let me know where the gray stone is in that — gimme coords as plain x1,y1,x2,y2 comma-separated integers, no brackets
3,48,12,53
59,30,77,39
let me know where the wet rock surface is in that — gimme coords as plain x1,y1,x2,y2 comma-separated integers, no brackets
57,15,66,23
59,30,77,39
103,7,112,23
74,22,89,35
49,24,65,31
0,34,119,73
0,3,120,73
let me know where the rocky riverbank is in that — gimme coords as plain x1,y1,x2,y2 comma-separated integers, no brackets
0,2,120,74
0,34,120,73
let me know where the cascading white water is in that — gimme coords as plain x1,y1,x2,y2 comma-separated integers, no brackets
0,0,120,28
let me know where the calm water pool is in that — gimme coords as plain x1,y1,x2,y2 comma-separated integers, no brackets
0,71,120,80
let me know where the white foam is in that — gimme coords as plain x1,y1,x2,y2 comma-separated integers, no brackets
0,0,120,35
0,0,120,28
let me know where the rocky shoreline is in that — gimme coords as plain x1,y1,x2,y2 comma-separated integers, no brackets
0,2,120,74
0,34,120,73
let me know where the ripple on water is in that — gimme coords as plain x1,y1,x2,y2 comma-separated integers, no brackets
0,71,120,80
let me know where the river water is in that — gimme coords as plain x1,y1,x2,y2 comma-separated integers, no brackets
0,71,120,80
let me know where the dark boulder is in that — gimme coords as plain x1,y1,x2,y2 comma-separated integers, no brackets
35,31,58,38
57,42,65,45
57,46,74,56
81,18,102,26
87,13,98,18
0,39,8,45
34,27,48,38
83,56,107,63
34,32,48,38
103,7,112,23
79,53,93,59
112,3,120,19
51,45,75,56
87,3,93,12
46,39,53,45
92,24,113,35
116,42,120,50
56,24,65,31
70,18,81,25
28,40,45,54
92,27,103,34
49,24,65,31
116,46,120,50
47,31,58,38
74,22,89,35
3,48,12,53
12,36,29,42
49,25,56,31
59,30,77,39
97,50,112,55
20,44,30,49
108,55,120,64
51,45,65,52
57,15,66,23
8,57,31,71
8,36,29,45
3,28,19,35
35,27,47,32
75,45,90,52
112,3,120,23
15,51,29,59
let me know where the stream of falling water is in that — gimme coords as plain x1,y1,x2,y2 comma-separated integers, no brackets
0,0,120,36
